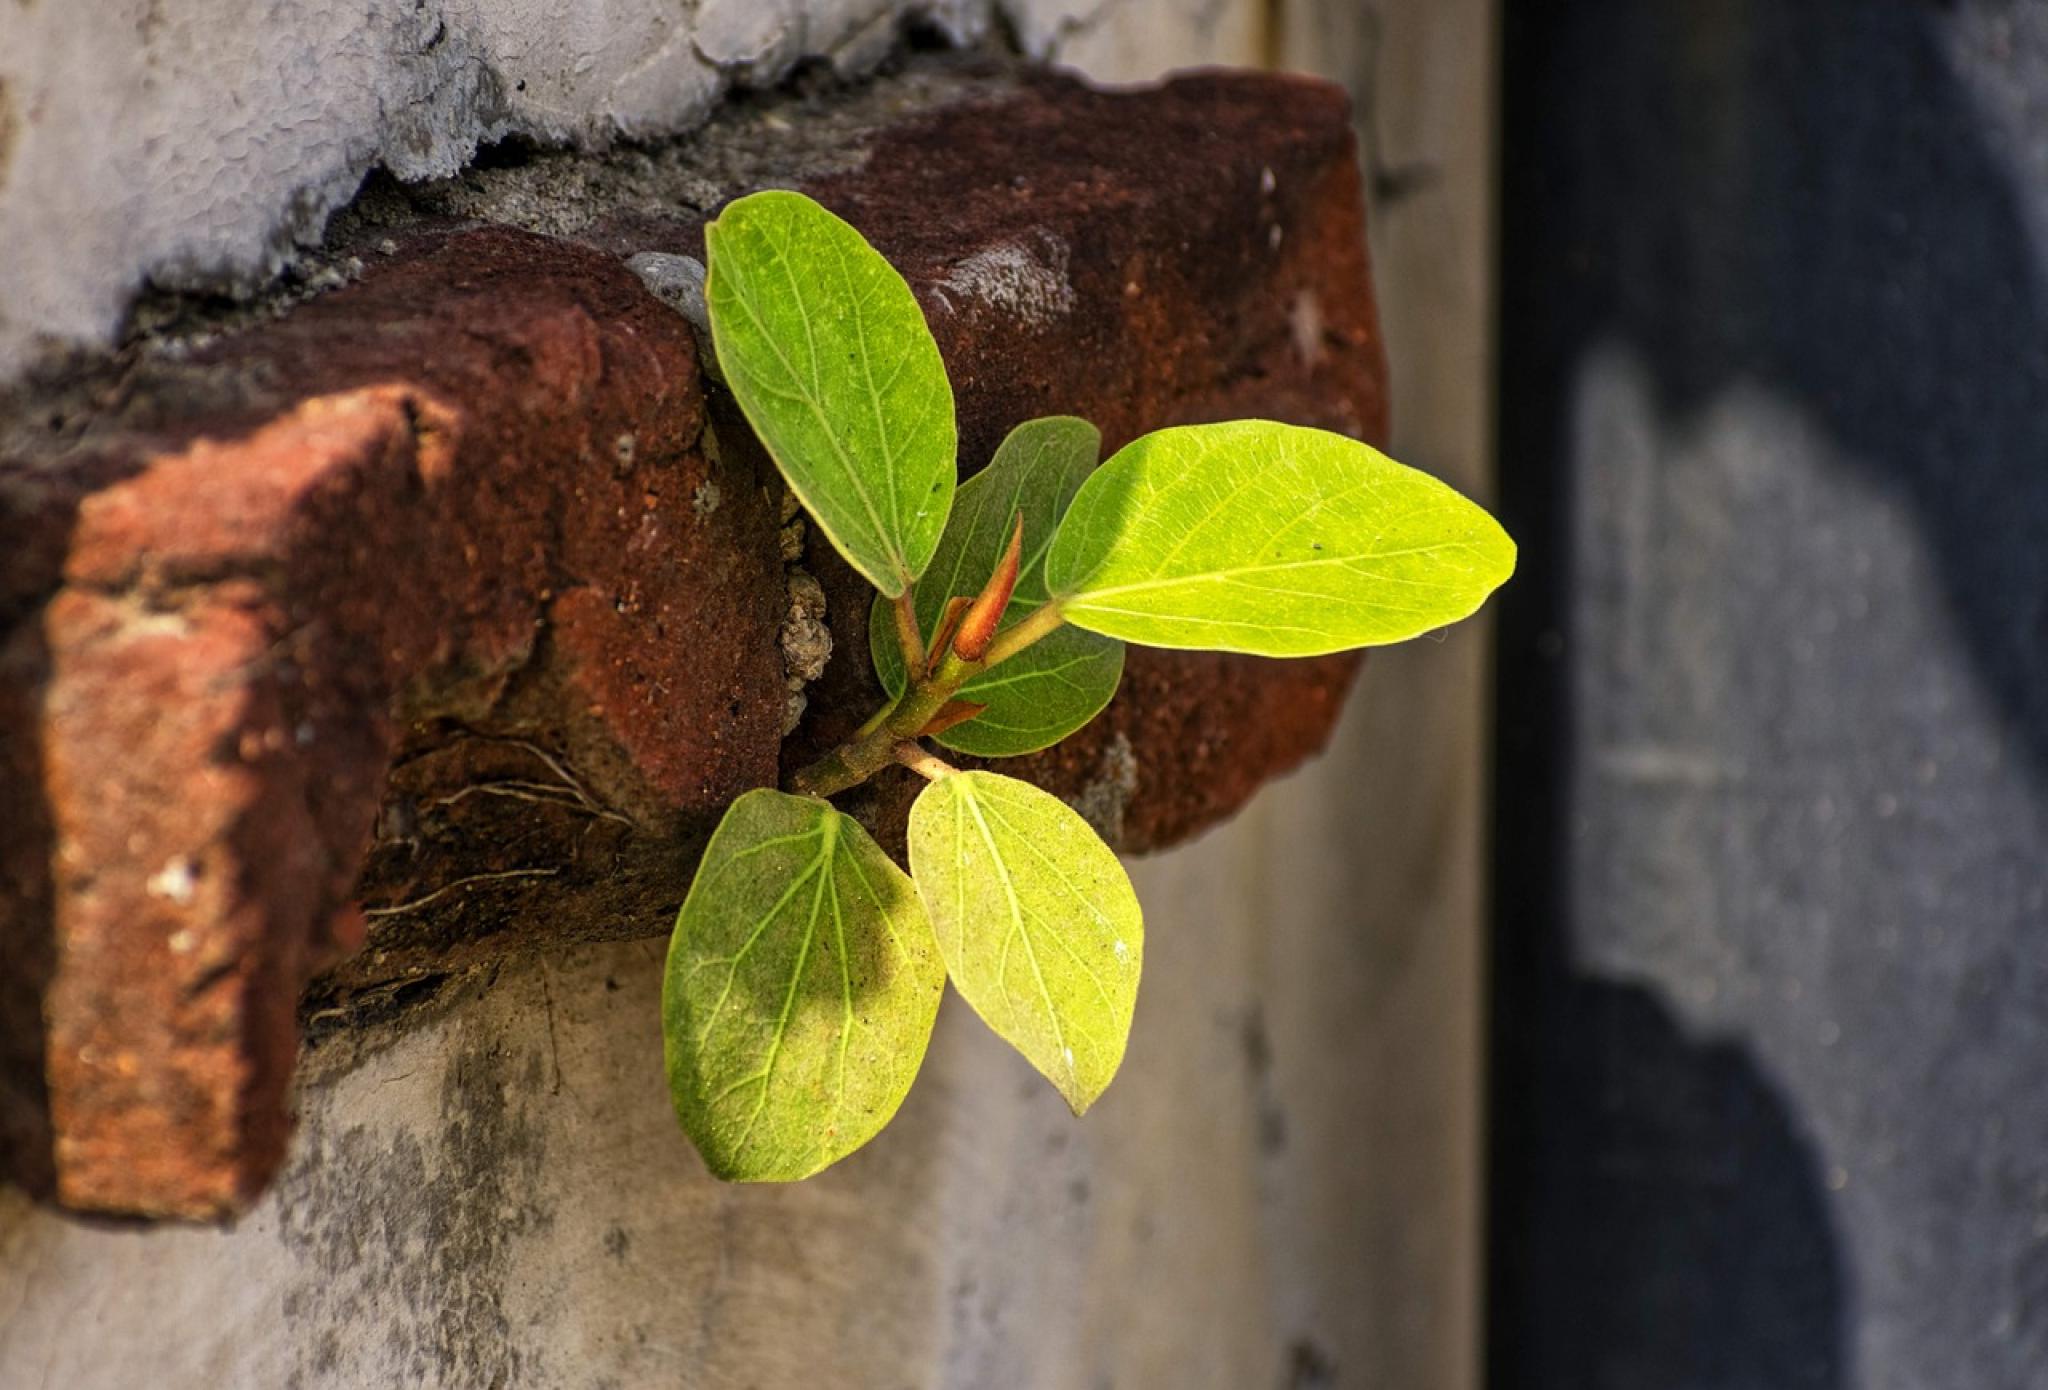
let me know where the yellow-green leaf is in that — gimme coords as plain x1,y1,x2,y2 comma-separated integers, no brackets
664,789,944,1180
907,771,1142,1113
1044,420,1516,656
705,190,956,596
871,416,1124,756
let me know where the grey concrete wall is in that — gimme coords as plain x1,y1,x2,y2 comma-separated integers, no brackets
1278,3,1499,1386
0,719,1470,1387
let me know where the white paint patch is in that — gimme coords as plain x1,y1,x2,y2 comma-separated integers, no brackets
146,855,199,906
1289,287,1325,369
935,229,1077,329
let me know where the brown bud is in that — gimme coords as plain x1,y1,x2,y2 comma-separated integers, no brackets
952,512,1025,662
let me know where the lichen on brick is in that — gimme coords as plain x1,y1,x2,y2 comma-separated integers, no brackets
933,228,1077,327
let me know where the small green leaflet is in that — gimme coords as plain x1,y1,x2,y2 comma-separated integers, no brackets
906,771,1142,1113
1044,420,1517,656
870,416,1125,756
704,190,956,597
664,789,945,1181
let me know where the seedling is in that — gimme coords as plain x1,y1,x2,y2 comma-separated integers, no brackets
663,190,1515,1180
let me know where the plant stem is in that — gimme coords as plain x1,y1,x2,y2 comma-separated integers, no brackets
852,696,900,740
785,601,1069,801
980,602,1067,667
892,588,926,673
788,666,959,798
893,743,956,781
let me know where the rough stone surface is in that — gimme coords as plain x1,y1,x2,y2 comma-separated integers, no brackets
0,0,1254,384
0,59,1384,1218
0,0,986,382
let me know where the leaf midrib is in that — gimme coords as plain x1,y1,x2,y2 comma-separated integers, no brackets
975,788,1122,1018
1066,540,1497,602
961,780,1076,1093
728,838,833,1161
719,225,903,585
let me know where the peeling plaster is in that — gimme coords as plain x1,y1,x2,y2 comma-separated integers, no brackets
0,0,999,383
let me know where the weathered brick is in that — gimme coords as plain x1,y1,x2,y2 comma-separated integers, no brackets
0,58,1386,1217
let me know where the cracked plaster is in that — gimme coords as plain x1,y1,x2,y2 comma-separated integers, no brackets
0,0,1218,385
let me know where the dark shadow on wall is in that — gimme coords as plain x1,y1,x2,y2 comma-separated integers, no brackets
1494,1,2048,1386
1494,979,1847,1389
0,445,150,1203
0,488,79,1202
0,664,57,1202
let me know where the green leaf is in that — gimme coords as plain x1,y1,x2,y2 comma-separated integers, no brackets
664,788,945,1181
704,190,956,596
1043,420,1516,656
869,417,1125,756
906,771,1142,1113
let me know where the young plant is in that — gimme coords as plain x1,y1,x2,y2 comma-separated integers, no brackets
663,189,1515,1180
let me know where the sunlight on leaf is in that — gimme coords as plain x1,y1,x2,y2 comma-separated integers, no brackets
907,771,1142,1113
1044,420,1516,656
705,190,956,596
664,789,945,1180
871,416,1124,756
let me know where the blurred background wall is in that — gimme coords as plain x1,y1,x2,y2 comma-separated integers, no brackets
1494,4,2048,1388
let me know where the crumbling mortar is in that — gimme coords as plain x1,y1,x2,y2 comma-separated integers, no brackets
775,484,833,736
